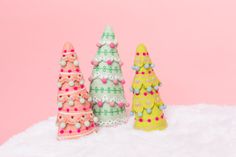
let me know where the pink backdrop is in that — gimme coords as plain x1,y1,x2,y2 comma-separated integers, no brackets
1,0,236,144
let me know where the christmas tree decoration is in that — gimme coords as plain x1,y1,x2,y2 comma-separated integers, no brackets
56,42,97,140
89,26,128,127
131,44,167,131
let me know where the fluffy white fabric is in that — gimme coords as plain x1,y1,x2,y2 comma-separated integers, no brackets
1,104,236,157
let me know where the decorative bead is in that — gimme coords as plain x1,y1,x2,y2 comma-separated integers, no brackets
73,60,79,66
80,80,84,85
129,87,133,93
159,105,167,110
134,89,140,94
144,63,150,69
154,86,159,90
147,86,152,92
59,60,66,67
91,60,98,66
118,102,124,108
106,60,113,65
80,98,85,104
60,122,66,128
138,112,143,117
121,80,125,84
101,78,107,84
68,100,74,106
57,102,63,108
84,121,90,127
75,123,81,129
151,64,155,68
109,102,115,107
131,66,136,70
57,82,62,88
109,42,116,48
113,79,118,85
147,108,152,114
69,81,75,87
130,111,134,116
93,117,99,123
88,97,92,102
97,101,103,107
126,103,130,107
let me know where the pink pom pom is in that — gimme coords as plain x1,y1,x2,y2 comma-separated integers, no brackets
113,79,118,85
97,101,103,107
119,61,124,66
121,80,126,84
109,102,115,107
106,60,113,65
101,78,107,84
96,43,102,48
88,76,93,82
126,103,130,107
118,102,124,108
109,43,116,48
91,60,98,66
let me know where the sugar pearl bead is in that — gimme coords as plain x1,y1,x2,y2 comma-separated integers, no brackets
57,102,63,108
73,60,79,66
109,42,116,48
88,97,92,102
57,82,62,88
84,121,90,127
97,101,103,107
138,112,143,117
147,108,152,114
60,60,66,66
75,123,81,129
69,81,75,87
80,98,85,104
151,64,155,68
159,105,167,110
68,100,74,106
154,86,159,90
144,63,150,69
147,86,152,92
134,89,140,94
129,87,133,92
101,78,107,84
135,66,140,71
130,111,134,116
60,122,66,128
93,117,99,123
109,102,115,107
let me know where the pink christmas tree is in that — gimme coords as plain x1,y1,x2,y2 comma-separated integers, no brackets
56,42,98,140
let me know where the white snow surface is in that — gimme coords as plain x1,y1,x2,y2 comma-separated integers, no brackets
1,104,236,157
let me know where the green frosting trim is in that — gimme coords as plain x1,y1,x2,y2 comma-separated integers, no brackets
94,108,125,116
94,66,121,73
97,49,116,56
90,87,123,94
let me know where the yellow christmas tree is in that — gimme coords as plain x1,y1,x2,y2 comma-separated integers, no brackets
131,44,167,131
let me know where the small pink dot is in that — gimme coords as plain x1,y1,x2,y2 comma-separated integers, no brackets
60,130,64,134
68,75,71,78
143,53,146,56
155,117,159,121
136,52,139,56
62,54,66,57
60,69,64,72
147,119,151,123
142,72,145,75
86,127,89,130
83,107,86,111
58,108,62,111
147,52,149,55
74,108,78,111
65,88,69,92
77,129,81,133
68,69,72,73
139,118,143,122
91,124,94,127
150,91,154,95
66,108,70,112
74,87,78,90
148,71,151,74
71,49,74,52
80,85,84,88
63,50,67,53
136,71,139,74
59,88,62,91
69,130,72,134
76,69,80,72
144,92,147,96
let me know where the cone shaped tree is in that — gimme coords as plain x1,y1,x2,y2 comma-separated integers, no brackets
131,44,167,131
89,26,128,127
56,42,98,140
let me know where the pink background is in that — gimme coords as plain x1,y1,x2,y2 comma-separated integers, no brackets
0,0,236,144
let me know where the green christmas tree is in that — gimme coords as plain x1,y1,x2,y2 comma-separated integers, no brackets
89,26,128,127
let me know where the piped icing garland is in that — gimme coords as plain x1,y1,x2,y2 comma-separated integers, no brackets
56,48,98,139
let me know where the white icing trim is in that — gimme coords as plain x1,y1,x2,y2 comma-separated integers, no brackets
91,72,124,80
57,128,96,140
58,110,93,115
58,88,85,96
